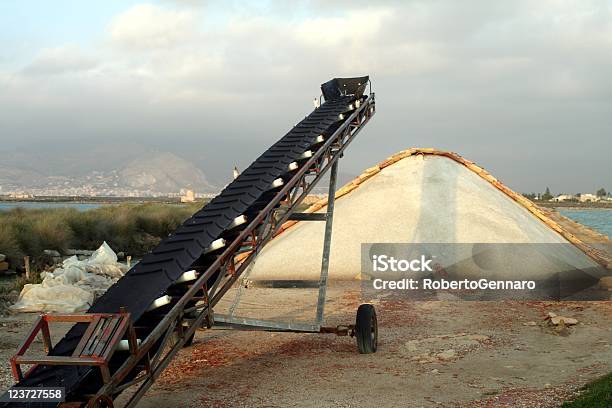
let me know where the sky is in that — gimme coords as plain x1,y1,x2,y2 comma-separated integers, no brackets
0,0,610,194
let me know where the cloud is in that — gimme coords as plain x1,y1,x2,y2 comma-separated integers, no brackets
1,0,611,192
108,4,199,50
21,45,98,76
8,1,612,108
294,9,388,47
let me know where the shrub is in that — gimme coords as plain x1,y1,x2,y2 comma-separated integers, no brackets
0,203,201,266
0,219,24,267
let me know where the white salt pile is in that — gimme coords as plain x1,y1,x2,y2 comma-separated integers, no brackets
249,150,603,281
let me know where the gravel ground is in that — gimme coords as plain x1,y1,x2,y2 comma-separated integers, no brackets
0,283,610,407
121,283,610,408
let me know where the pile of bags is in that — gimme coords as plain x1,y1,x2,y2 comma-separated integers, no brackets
11,242,128,313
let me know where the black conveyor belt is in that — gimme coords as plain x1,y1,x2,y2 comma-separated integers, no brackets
5,77,367,407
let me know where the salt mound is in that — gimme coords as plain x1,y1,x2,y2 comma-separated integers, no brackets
249,151,603,281
11,242,127,313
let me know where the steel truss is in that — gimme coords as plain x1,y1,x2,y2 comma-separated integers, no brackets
12,92,375,408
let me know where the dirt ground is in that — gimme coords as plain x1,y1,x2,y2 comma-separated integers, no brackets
115,282,610,408
2,284,611,407
0,207,610,407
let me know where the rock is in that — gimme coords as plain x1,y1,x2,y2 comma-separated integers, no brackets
404,341,419,352
65,249,94,256
464,334,489,341
550,316,578,326
116,252,125,260
547,312,557,319
0,254,5,262
43,249,61,257
523,321,537,326
555,321,571,336
430,369,439,374
599,276,612,290
437,349,456,360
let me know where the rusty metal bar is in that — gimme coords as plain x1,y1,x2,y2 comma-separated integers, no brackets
13,356,105,366
40,320,52,354
73,316,102,356
288,213,327,221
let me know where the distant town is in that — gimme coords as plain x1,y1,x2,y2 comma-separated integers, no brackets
2,186,610,208
523,187,611,203
1,188,215,202
0,151,219,200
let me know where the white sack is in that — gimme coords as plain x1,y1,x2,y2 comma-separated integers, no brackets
10,284,94,313
11,242,127,313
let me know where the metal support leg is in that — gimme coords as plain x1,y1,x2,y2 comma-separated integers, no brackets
315,158,339,326
218,158,341,332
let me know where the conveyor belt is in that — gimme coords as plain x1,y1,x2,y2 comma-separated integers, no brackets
6,77,372,407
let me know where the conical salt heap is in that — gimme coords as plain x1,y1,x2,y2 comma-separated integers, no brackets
248,149,609,283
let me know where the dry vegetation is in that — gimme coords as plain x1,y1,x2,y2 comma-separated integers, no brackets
0,203,203,270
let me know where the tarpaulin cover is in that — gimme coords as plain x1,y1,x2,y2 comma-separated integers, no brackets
10,242,126,313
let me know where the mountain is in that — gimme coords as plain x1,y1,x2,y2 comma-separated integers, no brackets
0,144,354,196
0,164,46,188
0,149,217,196
119,152,214,193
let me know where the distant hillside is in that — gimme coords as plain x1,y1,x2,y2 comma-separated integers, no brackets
0,145,353,196
119,152,214,193
0,148,217,195
0,164,46,188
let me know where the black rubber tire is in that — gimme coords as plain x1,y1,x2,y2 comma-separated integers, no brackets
355,303,377,354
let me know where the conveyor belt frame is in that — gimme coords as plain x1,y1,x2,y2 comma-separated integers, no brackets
87,91,376,407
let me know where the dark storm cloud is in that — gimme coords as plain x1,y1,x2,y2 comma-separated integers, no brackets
0,0,610,192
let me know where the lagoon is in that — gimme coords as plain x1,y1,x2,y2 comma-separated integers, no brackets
0,201,106,211
559,209,612,238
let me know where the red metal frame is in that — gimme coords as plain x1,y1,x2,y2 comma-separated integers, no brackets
11,310,137,385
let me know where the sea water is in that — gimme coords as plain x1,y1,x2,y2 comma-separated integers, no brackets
560,209,612,238
0,202,104,211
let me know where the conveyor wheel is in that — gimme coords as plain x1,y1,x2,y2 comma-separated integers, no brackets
355,304,377,354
